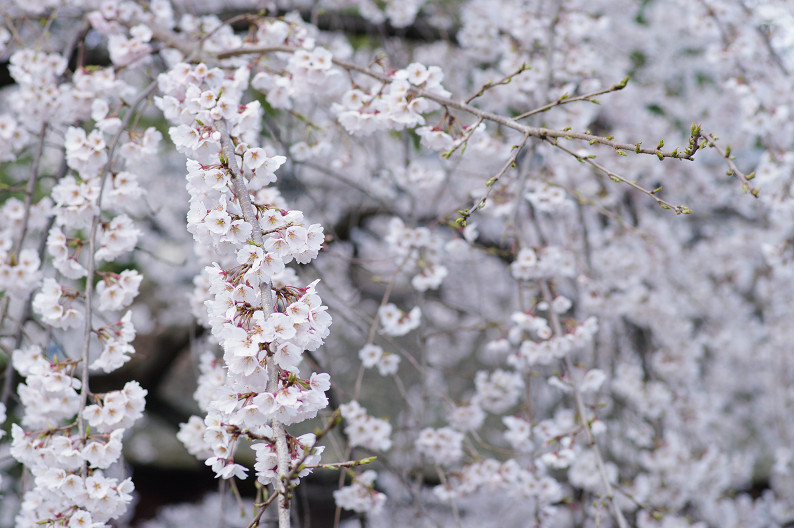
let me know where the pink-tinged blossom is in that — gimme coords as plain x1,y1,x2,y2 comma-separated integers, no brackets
95,215,140,262
32,278,83,329
449,402,486,432
96,270,142,311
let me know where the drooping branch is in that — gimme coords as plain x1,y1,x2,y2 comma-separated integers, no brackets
77,79,158,477
540,281,629,528
216,118,291,528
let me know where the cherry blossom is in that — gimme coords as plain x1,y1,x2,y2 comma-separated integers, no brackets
2,2,794,527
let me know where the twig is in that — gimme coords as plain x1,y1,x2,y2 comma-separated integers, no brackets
216,119,275,312
309,456,377,470
248,490,278,528
13,122,46,258
551,141,692,214
435,464,462,526
441,116,483,159
707,134,759,197
612,481,667,520
0,122,48,399
465,63,531,104
514,77,630,121
354,251,411,400
248,410,345,528
454,132,531,227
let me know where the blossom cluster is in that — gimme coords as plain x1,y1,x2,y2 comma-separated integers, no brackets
334,63,449,135
358,343,401,376
333,470,387,514
339,400,393,452
152,54,333,492
384,216,449,292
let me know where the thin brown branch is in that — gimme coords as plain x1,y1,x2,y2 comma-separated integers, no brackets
454,132,531,227
248,410,343,528
514,76,629,121
442,116,483,158
216,44,696,161
465,63,531,104
707,134,760,197
309,456,377,470
354,251,412,400
551,140,692,214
